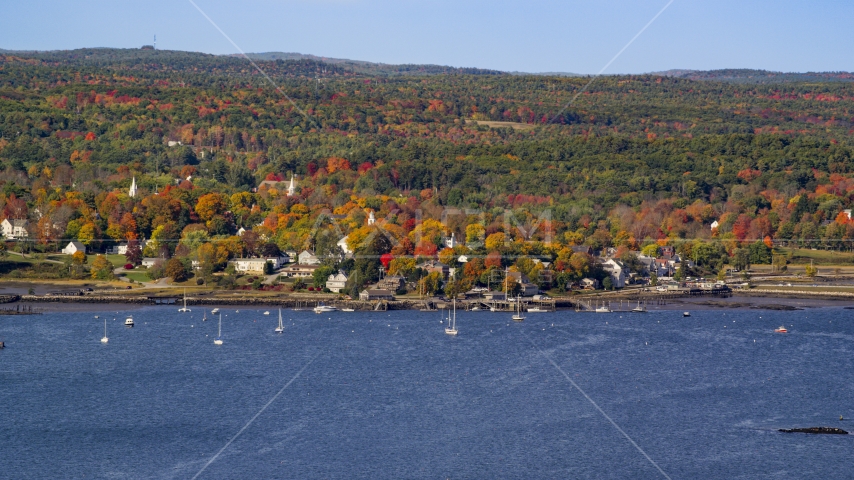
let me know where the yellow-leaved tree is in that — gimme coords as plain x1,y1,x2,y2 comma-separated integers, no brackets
78,223,97,246
465,223,485,245
484,232,506,251
195,193,227,222
91,255,114,280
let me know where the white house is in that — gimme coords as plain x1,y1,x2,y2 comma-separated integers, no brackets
113,239,146,255
337,236,352,255
298,250,321,265
280,264,319,278
367,210,376,225
1,219,29,239
62,241,86,255
326,272,349,293
141,257,162,268
601,258,627,289
229,257,286,273
710,220,719,230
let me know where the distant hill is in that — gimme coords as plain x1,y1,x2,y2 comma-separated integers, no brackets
0,47,356,81
0,48,503,76
654,68,854,83
239,51,504,76
509,71,583,77
4,48,853,82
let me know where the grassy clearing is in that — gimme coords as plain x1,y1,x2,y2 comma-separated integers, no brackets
472,120,536,130
122,271,150,283
86,254,126,266
752,285,854,293
775,247,854,265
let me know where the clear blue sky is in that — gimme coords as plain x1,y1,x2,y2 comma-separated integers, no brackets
1,0,852,73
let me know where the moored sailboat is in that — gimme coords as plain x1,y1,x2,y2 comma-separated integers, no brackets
445,298,458,336
101,317,109,343
178,289,191,312
214,313,223,345
512,295,525,321
275,308,284,333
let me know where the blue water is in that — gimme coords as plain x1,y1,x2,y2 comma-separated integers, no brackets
1,306,854,479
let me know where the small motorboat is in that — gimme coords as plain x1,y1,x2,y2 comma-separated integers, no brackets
341,308,355,312
775,326,788,333
527,307,548,313
263,311,270,315
682,312,691,317
211,308,220,315
0,340,5,349
313,304,337,314
124,316,134,327
595,306,612,313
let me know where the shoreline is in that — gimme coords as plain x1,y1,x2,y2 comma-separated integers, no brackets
4,280,854,312
2,292,852,313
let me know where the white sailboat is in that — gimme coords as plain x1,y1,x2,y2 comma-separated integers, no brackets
178,289,191,312
101,317,109,343
202,310,208,321
275,308,284,333
214,313,223,345
445,298,458,336
512,295,525,321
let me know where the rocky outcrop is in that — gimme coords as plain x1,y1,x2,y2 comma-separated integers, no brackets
0,295,20,304
779,427,848,435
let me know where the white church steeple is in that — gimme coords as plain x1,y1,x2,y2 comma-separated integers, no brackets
129,177,138,198
287,175,297,197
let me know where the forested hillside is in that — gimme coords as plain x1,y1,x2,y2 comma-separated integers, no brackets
1,47,854,288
